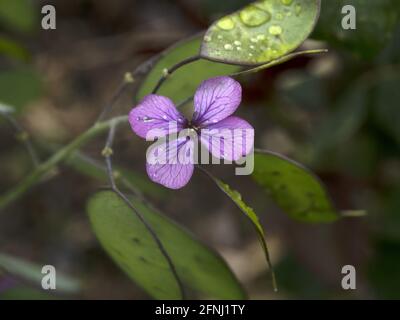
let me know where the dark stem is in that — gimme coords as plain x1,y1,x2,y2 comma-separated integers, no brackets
103,122,186,299
152,55,201,94
0,111,39,168
96,71,135,123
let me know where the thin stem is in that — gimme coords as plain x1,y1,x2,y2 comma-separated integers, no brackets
152,55,201,94
96,72,134,123
197,165,278,292
0,112,39,168
102,123,186,299
0,116,128,210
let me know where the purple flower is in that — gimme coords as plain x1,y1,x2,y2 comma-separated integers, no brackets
129,76,254,189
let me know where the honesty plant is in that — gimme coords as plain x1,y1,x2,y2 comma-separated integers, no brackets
129,76,254,189
0,0,365,300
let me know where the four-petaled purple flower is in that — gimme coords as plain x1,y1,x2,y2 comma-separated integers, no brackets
129,76,254,189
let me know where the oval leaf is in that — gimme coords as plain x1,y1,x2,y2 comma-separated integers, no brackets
253,150,339,222
201,0,321,65
87,191,245,300
137,34,240,103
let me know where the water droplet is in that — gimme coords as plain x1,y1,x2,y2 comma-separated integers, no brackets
139,116,154,123
204,35,212,42
224,44,233,50
295,4,302,16
281,0,293,5
257,34,266,41
217,16,235,30
248,53,253,57
162,115,168,120
250,45,255,50
269,25,282,36
250,37,258,43
236,46,242,51
234,40,242,46
239,5,271,27
217,35,223,40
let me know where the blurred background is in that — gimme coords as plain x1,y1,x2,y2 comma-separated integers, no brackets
0,0,399,299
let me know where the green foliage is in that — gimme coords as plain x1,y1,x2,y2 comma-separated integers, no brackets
0,253,80,294
253,150,339,222
215,179,276,290
65,152,168,200
87,191,245,300
201,0,321,65
0,0,37,34
314,0,400,59
137,35,240,104
0,36,30,61
0,67,42,112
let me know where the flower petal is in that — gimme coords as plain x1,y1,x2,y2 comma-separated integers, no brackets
129,94,187,139
192,76,242,126
146,137,195,189
200,116,254,161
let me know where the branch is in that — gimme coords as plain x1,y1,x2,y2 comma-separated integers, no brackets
151,55,201,94
0,116,128,210
102,122,186,299
0,111,39,168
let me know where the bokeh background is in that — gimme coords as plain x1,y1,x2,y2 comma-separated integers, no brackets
0,0,399,299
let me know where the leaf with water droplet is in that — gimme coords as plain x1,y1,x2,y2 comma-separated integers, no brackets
200,0,321,65
136,34,240,104
88,191,245,299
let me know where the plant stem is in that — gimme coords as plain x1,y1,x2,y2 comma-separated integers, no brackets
102,124,186,299
151,55,201,94
0,112,39,168
0,116,128,210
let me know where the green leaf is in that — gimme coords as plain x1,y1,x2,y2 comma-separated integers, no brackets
213,178,277,291
0,253,80,294
253,150,339,222
136,35,240,103
314,0,400,59
0,67,42,112
0,36,30,61
0,0,37,34
87,191,245,300
201,0,321,65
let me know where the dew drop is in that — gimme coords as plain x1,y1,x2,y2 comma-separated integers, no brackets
204,35,212,42
224,43,233,51
239,5,271,27
281,0,293,5
295,4,302,16
217,16,235,30
236,46,242,51
269,25,283,36
250,37,258,43
250,45,255,50
248,53,254,57
234,40,242,46
257,34,266,41
140,116,154,123
217,34,223,40
162,115,168,120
